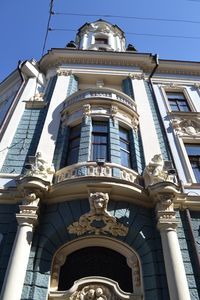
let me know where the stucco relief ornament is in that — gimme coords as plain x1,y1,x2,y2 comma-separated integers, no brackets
70,285,110,300
30,92,44,102
67,192,128,236
24,152,55,181
172,118,200,136
90,23,110,33
143,154,172,186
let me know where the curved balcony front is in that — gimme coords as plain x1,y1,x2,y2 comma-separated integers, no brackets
64,88,136,111
55,161,140,185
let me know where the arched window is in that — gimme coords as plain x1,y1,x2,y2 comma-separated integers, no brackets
58,246,132,292
49,238,143,300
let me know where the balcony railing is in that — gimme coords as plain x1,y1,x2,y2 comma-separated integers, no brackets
55,161,139,185
64,88,136,111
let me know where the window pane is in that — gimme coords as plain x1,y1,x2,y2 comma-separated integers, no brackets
92,121,108,161
185,144,200,156
66,124,81,165
120,150,130,168
166,92,190,112
185,144,200,182
119,126,131,168
93,145,107,160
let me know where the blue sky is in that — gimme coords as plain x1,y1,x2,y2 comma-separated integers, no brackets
1,0,200,82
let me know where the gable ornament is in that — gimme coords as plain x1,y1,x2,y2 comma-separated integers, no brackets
67,192,128,236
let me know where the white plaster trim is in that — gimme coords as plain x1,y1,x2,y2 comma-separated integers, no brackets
131,79,161,164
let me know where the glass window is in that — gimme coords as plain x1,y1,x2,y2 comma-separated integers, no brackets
119,127,132,168
95,37,108,45
166,92,190,112
185,144,200,182
92,121,108,161
66,124,81,165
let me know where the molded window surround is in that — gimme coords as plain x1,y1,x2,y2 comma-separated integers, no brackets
49,237,143,298
161,87,195,113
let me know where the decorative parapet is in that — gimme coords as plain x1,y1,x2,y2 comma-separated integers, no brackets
64,88,136,111
143,154,177,187
67,192,128,236
55,161,139,185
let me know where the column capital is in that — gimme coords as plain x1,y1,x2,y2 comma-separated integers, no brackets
155,192,178,231
16,190,40,226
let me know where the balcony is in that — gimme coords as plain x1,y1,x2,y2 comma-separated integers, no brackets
64,88,136,111
55,161,140,185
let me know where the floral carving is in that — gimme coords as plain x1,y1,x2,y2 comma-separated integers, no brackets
172,118,200,136
67,192,128,236
70,284,110,300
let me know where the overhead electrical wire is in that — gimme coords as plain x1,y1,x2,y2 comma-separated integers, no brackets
19,0,55,154
0,1,55,157
49,28,200,41
54,12,200,25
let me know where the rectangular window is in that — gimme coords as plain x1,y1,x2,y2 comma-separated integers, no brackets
66,124,81,165
95,37,108,45
185,144,200,182
92,121,109,161
119,126,132,168
166,92,190,112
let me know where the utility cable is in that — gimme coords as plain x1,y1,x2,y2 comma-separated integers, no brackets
54,12,200,25
49,28,200,40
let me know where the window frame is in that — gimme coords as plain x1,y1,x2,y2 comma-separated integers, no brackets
91,120,109,162
162,87,195,113
184,142,200,183
66,123,81,166
119,126,132,168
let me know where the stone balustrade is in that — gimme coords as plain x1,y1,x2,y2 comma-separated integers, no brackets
64,88,136,110
55,161,139,184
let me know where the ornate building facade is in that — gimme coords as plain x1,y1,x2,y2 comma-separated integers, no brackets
0,20,199,300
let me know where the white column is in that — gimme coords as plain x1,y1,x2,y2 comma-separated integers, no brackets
159,225,191,300
0,192,39,300
156,195,191,300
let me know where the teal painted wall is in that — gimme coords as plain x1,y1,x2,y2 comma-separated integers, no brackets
0,76,57,175
144,81,171,161
0,204,18,293
21,200,169,300
177,211,200,299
